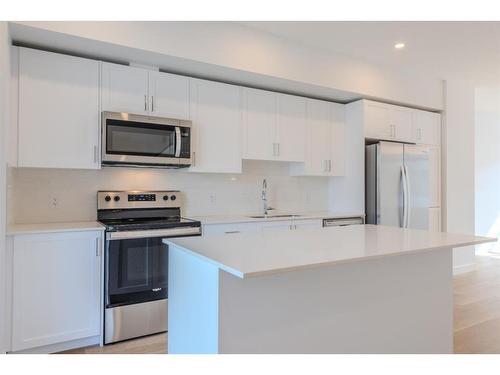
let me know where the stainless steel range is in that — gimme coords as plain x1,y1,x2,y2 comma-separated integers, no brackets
97,190,201,344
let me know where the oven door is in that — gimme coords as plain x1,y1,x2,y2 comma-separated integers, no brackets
106,236,168,308
102,112,190,166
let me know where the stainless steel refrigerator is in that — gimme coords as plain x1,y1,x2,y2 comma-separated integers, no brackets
366,141,430,229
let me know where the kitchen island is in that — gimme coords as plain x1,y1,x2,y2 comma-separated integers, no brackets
164,224,495,354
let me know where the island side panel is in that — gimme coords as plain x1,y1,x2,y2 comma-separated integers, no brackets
218,248,453,354
168,246,220,354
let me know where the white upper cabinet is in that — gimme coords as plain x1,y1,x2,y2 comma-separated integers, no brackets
242,89,306,162
18,48,100,169
101,63,190,119
305,99,331,175
11,231,102,352
364,101,392,140
412,110,441,146
362,100,440,145
390,106,413,142
276,93,307,162
330,103,346,176
101,62,149,115
242,88,277,160
189,78,242,173
290,99,345,176
148,71,190,119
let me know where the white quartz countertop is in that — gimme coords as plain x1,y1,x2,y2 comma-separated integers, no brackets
7,221,105,235
164,224,496,279
191,211,365,225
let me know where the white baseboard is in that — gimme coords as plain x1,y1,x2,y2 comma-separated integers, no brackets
453,263,475,275
8,335,99,354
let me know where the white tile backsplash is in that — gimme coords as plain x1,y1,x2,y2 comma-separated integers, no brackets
7,160,330,224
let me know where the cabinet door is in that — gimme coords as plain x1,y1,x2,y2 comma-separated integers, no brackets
262,220,293,233
149,71,190,119
202,222,262,236
276,93,307,162
294,219,322,230
390,107,413,142
18,48,100,169
428,207,441,232
101,62,149,115
12,231,101,351
306,99,332,175
242,88,277,160
428,146,441,207
413,110,441,145
329,103,346,176
364,101,392,139
189,78,242,173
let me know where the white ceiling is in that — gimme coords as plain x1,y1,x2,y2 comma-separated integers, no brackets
242,21,500,86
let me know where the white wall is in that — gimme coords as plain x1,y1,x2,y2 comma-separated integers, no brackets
7,161,332,224
0,21,11,354
474,87,500,253
443,79,477,272
10,21,443,110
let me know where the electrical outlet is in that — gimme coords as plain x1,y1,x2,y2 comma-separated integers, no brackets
209,194,217,205
49,194,60,209
305,191,312,204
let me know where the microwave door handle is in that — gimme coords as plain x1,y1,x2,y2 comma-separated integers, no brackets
175,127,181,157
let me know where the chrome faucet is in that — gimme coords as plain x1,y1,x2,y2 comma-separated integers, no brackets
262,179,274,216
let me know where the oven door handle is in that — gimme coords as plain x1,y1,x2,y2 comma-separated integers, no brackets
175,126,181,158
106,226,201,240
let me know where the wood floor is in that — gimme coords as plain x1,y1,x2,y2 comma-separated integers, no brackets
61,254,500,354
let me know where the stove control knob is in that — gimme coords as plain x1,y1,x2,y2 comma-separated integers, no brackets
170,195,177,201
163,195,169,201
105,195,111,202
114,196,120,202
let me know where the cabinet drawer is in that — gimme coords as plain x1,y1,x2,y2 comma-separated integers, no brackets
202,222,262,236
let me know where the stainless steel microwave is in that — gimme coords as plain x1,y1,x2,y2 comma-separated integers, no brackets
101,112,192,168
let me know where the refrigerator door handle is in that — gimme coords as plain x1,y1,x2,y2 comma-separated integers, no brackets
404,164,411,228
401,165,407,228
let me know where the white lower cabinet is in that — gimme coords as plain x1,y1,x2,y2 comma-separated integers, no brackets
202,222,262,236
294,219,323,230
11,231,102,352
262,219,323,233
203,219,323,236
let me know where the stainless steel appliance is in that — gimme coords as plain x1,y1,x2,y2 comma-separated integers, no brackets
101,112,192,168
323,217,364,227
365,141,430,229
97,190,201,344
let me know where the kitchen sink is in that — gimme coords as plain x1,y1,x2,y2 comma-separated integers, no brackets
248,214,303,219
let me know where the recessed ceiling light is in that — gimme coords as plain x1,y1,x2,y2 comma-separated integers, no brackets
394,42,406,49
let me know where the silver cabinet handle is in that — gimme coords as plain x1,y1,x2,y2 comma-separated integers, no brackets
192,151,196,166
93,145,98,164
95,237,100,257
224,231,241,234
151,96,154,112
277,143,280,156
144,95,148,111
